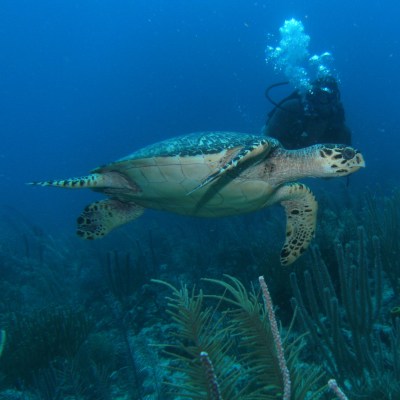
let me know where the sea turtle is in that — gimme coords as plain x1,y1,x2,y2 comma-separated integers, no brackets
30,131,365,265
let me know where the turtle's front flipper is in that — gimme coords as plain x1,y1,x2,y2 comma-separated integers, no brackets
188,138,271,195
77,199,144,239
272,183,318,266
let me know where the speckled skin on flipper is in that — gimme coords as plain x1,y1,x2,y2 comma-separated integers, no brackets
268,183,318,265
30,131,365,265
76,199,144,240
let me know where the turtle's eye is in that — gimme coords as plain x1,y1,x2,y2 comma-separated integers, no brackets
342,147,356,160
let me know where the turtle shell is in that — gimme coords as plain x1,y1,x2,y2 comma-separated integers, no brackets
92,132,279,217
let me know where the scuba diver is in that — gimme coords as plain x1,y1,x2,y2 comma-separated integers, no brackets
263,76,352,149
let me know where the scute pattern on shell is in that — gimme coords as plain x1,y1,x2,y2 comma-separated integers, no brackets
117,131,279,161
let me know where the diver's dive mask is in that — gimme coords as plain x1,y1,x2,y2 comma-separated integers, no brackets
306,79,340,117
313,85,339,105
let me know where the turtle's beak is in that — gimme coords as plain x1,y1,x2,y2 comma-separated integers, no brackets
351,151,366,170
339,150,365,175
321,145,366,177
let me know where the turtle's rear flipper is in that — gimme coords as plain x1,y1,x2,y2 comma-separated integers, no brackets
77,199,144,240
272,183,318,266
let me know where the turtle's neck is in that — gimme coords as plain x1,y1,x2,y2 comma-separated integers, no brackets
268,146,323,185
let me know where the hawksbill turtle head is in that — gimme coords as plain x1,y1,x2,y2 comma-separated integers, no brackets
313,144,365,176
271,143,365,183
286,143,365,179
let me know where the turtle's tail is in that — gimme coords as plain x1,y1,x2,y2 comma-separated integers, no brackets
28,173,110,189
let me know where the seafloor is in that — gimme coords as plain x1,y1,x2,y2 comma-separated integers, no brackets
0,185,398,399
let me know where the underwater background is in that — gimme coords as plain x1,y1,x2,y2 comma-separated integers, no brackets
0,0,399,399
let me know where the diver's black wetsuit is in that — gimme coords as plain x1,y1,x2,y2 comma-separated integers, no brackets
263,81,352,150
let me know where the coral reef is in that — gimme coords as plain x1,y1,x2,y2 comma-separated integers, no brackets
0,188,399,398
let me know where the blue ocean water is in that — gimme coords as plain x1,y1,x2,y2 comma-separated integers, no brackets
1,0,398,233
